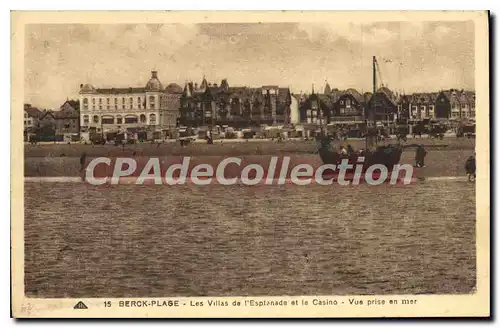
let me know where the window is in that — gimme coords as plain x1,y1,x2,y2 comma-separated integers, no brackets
462,103,466,109
92,98,96,104
106,98,110,104
93,105,96,110
346,99,351,108
115,105,118,110
116,116,123,124
140,114,147,123
114,98,118,104
149,113,156,125
83,115,89,125
125,116,138,124
83,98,88,109
102,117,114,124
107,106,110,110
122,105,125,109
93,115,99,123
138,97,141,103
99,98,102,104
99,105,102,110
129,97,133,104
149,96,155,109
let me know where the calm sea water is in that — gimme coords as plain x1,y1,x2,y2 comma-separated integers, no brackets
24,181,476,298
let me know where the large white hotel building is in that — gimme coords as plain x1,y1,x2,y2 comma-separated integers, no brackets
79,71,182,137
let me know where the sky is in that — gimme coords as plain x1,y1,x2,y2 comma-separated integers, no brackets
24,21,475,109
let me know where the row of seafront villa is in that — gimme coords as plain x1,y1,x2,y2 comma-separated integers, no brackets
25,70,476,141
299,83,476,126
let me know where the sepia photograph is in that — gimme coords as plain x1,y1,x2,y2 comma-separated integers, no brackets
11,11,490,318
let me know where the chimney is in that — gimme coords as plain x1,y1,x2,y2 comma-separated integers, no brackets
151,71,158,79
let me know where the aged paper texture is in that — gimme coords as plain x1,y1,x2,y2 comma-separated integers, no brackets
11,11,489,318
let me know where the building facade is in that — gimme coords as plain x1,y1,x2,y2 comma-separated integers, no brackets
298,85,398,125
79,71,182,136
445,89,475,119
434,91,451,119
24,104,42,141
54,100,80,135
397,89,474,121
179,77,292,127
24,104,41,131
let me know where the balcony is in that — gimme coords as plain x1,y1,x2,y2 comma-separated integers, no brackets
329,115,364,123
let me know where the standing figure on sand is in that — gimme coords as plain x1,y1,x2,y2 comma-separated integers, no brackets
465,155,476,182
415,145,427,168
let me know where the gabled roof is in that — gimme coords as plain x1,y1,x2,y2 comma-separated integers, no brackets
377,87,395,101
24,106,42,118
443,89,475,104
39,110,56,121
344,88,364,103
60,100,79,111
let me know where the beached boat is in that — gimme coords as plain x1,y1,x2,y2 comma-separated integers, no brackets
318,56,404,172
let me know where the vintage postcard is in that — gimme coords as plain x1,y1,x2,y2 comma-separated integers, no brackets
11,11,489,318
